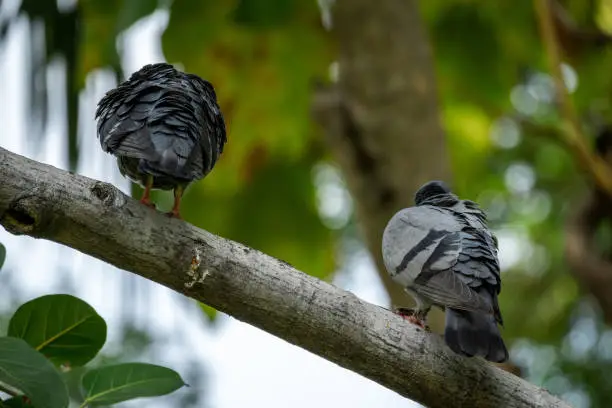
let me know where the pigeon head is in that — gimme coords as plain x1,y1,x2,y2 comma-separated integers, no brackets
414,180,453,206
186,74,218,99
129,63,177,82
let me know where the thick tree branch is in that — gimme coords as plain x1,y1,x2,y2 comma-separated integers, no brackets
311,0,451,310
0,147,569,408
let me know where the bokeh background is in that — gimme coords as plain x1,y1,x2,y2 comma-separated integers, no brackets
2,0,612,407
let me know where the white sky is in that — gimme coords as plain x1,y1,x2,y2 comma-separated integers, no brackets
0,5,419,408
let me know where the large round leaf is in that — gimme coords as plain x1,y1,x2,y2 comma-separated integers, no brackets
81,363,186,405
7,294,107,367
0,337,69,408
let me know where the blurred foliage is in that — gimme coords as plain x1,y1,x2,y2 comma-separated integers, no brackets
4,0,612,406
2,0,335,282
0,291,191,407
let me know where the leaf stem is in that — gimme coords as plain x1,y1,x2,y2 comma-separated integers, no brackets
534,0,612,195
0,382,20,398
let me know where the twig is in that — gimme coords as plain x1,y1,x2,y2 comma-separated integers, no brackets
535,0,612,196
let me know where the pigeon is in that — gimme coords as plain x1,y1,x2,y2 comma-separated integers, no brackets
95,63,227,218
381,180,508,362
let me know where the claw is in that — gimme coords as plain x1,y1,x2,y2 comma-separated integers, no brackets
165,209,182,219
139,197,156,209
393,307,431,331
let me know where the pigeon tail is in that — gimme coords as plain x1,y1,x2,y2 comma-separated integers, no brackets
136,148,189,180
158,148,181,174
444,308,508,363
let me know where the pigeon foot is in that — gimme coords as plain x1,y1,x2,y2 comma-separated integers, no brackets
165,210,182,220
394,307,431,331
139,198,156,209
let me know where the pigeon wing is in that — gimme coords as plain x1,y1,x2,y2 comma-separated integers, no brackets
96,82,162,161
411,231,494,315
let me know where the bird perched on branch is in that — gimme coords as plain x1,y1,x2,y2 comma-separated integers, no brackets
95,63,227,218
382,181,508,362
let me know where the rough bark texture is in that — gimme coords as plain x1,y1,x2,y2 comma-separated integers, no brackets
311,0,451,308
0,147,569,408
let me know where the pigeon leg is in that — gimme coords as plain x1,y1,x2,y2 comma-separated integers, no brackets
167,185,184,219
393,307,431,331
139,175,156,209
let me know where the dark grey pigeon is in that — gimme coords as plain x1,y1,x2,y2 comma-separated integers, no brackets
95,63,227,218
382,180,508,362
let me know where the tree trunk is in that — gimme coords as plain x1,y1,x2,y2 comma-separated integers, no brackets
312,0,450,309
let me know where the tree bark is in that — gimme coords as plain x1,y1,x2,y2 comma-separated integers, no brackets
0,147,569,408
312,0,451,308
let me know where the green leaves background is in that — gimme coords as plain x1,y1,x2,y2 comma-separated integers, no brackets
0,293,185,407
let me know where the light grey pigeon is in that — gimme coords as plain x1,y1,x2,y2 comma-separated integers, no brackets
382,180,508,362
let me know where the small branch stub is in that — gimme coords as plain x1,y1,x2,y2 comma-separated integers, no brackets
90,181,125,208
1,195,44,235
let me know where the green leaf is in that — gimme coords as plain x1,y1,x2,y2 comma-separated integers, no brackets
198,303,218,322
0,242,5,271
0,337,69,408
80,363,186,405
8,294,107,367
